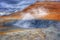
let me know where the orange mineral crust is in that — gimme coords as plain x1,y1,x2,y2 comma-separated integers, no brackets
0,2,60,23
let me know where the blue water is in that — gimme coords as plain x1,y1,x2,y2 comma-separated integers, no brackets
3,20,60,28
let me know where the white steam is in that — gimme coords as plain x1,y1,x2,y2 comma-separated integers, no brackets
38,7,48,16
22,13,35,20
32,7,48,17
13,7,48,28
13,13,35,28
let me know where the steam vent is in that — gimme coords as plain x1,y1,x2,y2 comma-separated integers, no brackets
0,0,60,40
